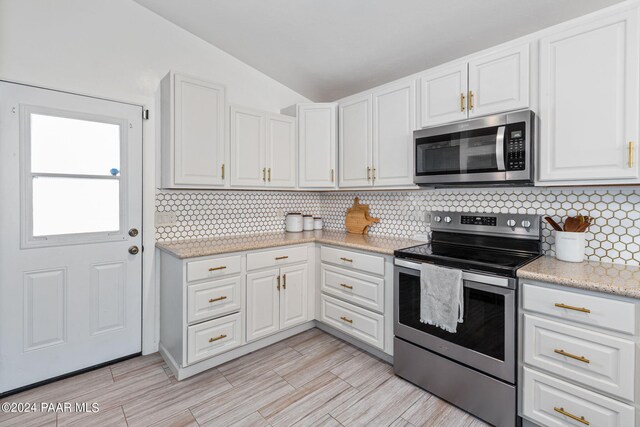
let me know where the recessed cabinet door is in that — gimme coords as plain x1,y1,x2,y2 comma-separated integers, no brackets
419,62,468,127
246,269,280,342
468,44,529,118
230,106,266,187
298,103,337,188
372,80,416,187
279,264,308,329
539,10,640,183
266,113,296,188
173,74,226,187
339,95,372,188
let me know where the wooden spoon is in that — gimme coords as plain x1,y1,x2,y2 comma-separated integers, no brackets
544,216,563,231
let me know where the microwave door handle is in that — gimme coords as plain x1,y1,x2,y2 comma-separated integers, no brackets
496,126,506,171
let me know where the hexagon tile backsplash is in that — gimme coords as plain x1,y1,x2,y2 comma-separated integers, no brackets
156,187,640,265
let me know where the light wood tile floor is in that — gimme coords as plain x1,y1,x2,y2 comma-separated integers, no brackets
0,328,490,427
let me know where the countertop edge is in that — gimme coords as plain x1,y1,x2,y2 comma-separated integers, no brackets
517,269,640,299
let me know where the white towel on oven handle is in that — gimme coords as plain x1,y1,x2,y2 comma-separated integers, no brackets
419,263,464,333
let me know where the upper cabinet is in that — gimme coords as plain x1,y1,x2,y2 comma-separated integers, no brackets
538,9,639,184
230,105,296,189
419,44,530,128
297,103,337,189
161,72,226,188
339,79,416,189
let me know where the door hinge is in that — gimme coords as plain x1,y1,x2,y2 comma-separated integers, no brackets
142,109,150,120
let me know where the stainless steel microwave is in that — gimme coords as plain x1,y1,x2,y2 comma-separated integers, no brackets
414,110,535,186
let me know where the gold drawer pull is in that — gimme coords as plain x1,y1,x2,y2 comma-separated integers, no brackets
208,296,227,303
460,92,465,112
208,266,227,272
468,90,474,110
340,316,353,324
209,334,227,343
554,407,589,425
275,256,289,261
630,141,635,168
277,274,281,291
554,303,591,313
340,283,353,289
340,257,353,263
554,349,590,364
283,273,287,290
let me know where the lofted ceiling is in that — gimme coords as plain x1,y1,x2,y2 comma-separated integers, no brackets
134,0,625,102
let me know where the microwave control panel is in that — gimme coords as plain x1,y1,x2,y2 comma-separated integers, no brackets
506,123,526,171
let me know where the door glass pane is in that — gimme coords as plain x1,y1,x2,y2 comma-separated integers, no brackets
31,114,120,176
32,177,119,236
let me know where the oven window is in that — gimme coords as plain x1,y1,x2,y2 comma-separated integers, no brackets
416,126,503,175
398,272,505,361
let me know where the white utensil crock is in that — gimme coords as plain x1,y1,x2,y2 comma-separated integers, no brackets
555,231,586,263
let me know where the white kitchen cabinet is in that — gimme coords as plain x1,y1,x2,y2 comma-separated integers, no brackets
339,94,372,187
297,103,337,188
338,79,416,189
538,10,640,184
418,44,529,128
160,72,226,188
230,105,296,189
279,264,308,329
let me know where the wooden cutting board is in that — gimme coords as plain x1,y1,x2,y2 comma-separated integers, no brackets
345,197,380,234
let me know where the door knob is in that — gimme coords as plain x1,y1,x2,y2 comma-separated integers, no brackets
128,228,139,237
128,246,140,255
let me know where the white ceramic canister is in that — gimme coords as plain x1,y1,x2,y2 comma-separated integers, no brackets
314,217,323,230
555,231,586,262
285,213,303,232
303,215,314,231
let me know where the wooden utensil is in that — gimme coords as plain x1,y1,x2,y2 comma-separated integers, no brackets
345,197,380,234
544,216,563,231
563,216,581,232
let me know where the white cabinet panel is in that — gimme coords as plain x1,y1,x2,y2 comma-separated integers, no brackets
24,269,66,350
187,276,242,324
90,262,125,335
187,313,242,365
320,294,384,350
230,106,266,187
246,246,308,272
246,269,280,342
266,114,296,188
280,264,308,329
161,72,226,188
339,95,372,188
320,246,384,276
468,44,529,117
539,11,640,183
419,62,468,127
186,255,242,283
372,80,416,187
298,103,337,188
321,264,384,313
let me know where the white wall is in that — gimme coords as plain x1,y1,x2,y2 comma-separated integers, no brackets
0,0,310,355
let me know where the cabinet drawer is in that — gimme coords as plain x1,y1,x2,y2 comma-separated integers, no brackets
320,246,384,276
522,367,634,427
187,255,241,283
522,283,636,335
523,314,634,401
247,246,307,271
187,276,242,324
187,312,242,364
320,294,383,349
321,264,384,312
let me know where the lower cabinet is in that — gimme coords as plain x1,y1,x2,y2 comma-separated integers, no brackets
187,312,242,364
320,294,384,350
247,263,309,342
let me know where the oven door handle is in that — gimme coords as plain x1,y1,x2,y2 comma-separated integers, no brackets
496,126,506,171
394,258,512,288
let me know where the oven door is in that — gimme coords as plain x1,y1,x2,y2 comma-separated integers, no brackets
394,259,516,383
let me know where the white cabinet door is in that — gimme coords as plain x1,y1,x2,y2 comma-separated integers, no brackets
162,73,226,188
372,79,416,187
246,269,279,342
298,103,337,188
230,106,266,187
468,44,529,118
539,10,640,183
279,264,308,329
266,113,296,188
419,62,468,127
339,95,372,188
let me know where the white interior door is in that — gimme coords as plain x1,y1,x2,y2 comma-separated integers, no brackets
0,81,143,394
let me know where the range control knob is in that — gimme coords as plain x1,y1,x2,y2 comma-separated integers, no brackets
434,216,442,223
444,216,452,223
507,219,516,227
521,220,532,228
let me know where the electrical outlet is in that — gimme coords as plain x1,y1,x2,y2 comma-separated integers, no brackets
276,208,285,219
155,211,177,227
424,211,432,224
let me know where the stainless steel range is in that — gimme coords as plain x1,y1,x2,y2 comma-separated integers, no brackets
393,211,542,427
